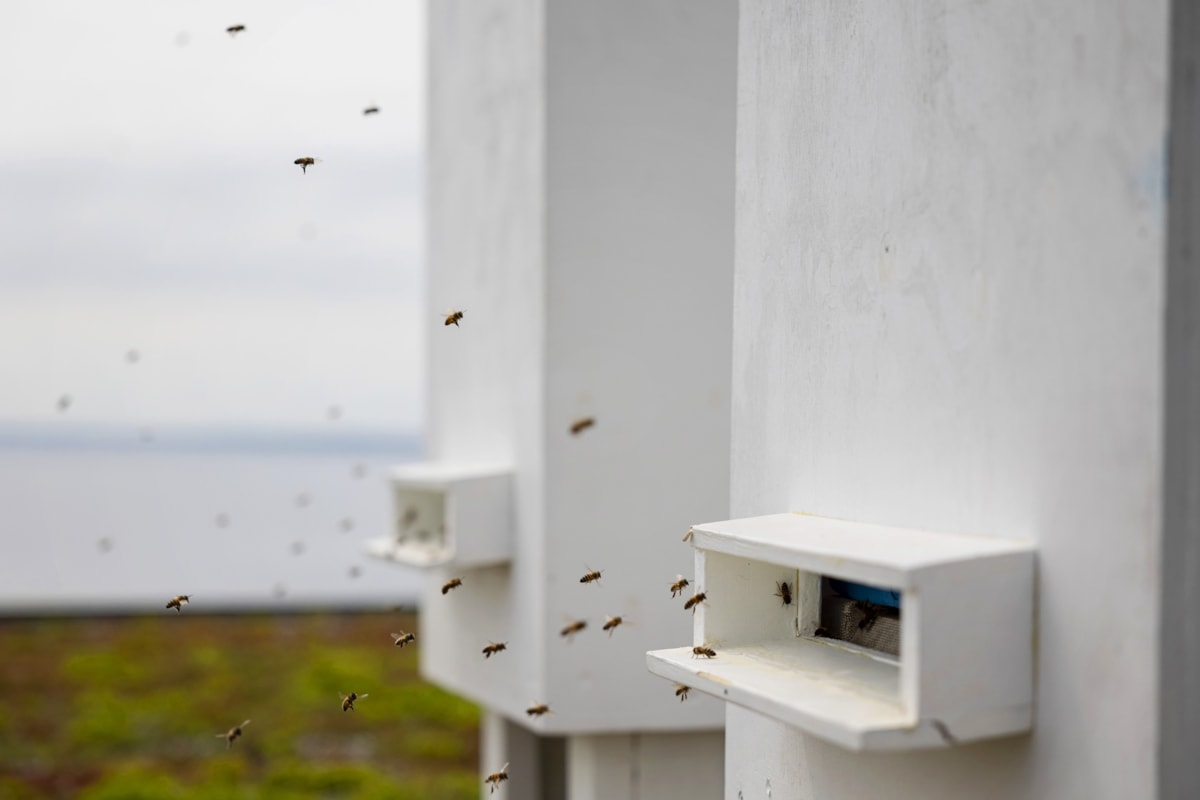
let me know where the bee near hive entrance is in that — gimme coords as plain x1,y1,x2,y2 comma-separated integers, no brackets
812,577,901,657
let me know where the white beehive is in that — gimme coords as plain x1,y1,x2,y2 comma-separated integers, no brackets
367,0,738,763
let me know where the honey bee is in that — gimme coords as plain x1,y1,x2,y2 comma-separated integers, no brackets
339,691,368,711
225,24,245,36
363,105,380,115
559,619,587,640
669,575,690,598
485,762,509,793
442,577,463,594
215,719,251,749
602,615,624,637
674,684,690,702
856,601,880,631
165,595,190,612
390,631,416,648
682,527,694,542
775,581,792,606
579,567,603,585
400,506,418,529
691,645,717,659
569,417,595,435
482,641,508,659
525,702,552,717
443,309,465,327
293,157,322,174
683,591,707,613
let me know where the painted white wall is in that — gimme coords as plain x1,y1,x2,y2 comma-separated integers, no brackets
421,0,735,765
567,732,724,800
728,1,1168,798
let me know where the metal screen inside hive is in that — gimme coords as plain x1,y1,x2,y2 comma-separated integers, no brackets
818,595,901,657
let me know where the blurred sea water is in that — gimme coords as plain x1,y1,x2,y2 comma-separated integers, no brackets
0,425,424,613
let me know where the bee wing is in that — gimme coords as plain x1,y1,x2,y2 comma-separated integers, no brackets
215,733,227,738
241,720,251,728
391,632,403,642
358,693,369,700
500,762,509,772
338,691,348,700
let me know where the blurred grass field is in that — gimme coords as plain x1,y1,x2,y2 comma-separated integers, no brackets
0,611,479,799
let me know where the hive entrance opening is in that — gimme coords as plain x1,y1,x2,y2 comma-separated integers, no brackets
814,577,901,658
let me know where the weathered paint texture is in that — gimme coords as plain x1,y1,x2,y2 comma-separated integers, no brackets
730,1,1167,798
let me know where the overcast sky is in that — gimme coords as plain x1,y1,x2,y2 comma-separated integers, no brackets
0,0,426,435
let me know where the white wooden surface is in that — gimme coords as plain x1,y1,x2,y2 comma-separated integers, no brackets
408,0,736,745
726,0,1167,795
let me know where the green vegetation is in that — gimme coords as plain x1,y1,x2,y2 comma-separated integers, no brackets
0,612,479,799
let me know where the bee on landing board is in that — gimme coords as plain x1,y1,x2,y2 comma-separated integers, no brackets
692,645,717,659
569,417,595,436
216,719,250,749
339,691,368,711
579,567,603,586
225,24,245,36
443,309,465,327
669,575,690,598
482,641,507,659
602,615,624,637
441,577,463,595
390,631,416,648
526,702,552,718
559,619,587,641
674,684,690,702
485,762,509,793
683,591,707,613
165,595,190,612
775,580,793,606
293,157,321,174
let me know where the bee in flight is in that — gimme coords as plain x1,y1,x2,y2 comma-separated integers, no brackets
691,645,717,659
485,762,509,793
390,631,416,648
669,575,690,598
775,580,792,606
674,684,690,702
579,567,603,586
165,595,191,612
525,702,552,718
363,105,380,115
569,417,595,436
225,24,245,36
559,619,587,641
683,591,707,613
442,577,463,595
293,157,322,174
444,309,465,327
482,641,507,659
216,719,250,749
339,691,368,712
602,615,624,637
